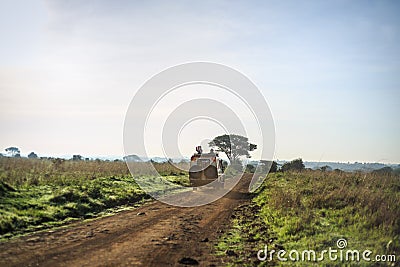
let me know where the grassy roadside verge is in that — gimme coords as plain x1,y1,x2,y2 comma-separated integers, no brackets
0,175,148,239
216,171,400,266
0,158,189,239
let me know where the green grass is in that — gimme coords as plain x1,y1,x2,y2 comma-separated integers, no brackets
0,157,189,239
0,176,145,238
216,171,400,266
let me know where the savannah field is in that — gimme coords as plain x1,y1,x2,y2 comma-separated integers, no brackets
0,157,399,266
0,157,188,238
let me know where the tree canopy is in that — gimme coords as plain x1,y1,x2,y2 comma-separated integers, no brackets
208,134,257,163
281,158,305,172
28,152,38,159
5,147,20,157
72,155,83,161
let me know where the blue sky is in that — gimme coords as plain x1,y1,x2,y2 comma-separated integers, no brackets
0,0,399,162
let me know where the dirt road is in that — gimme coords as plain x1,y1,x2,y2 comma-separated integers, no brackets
0,174,253,266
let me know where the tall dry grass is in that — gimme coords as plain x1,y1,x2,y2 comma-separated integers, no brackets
0,157,188,187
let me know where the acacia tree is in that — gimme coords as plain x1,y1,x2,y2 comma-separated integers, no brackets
208,134,257,163
5,147,20,157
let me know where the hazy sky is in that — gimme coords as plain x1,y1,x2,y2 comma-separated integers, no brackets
1,0,399,163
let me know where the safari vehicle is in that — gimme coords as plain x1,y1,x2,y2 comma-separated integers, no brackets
189,146,225,189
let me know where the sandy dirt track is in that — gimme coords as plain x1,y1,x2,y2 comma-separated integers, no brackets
0,174,254,266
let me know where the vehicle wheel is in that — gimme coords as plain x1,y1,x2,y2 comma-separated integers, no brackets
189,165,202,179
204,165,218,179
